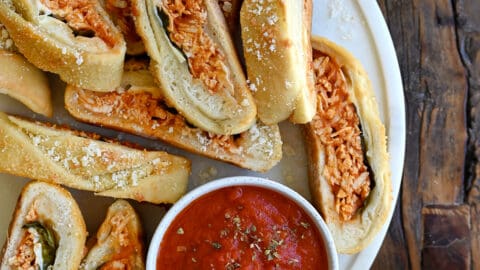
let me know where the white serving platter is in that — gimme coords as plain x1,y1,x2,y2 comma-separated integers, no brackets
0,0,405,268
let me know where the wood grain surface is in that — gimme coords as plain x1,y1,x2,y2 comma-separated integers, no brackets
373,0,479,269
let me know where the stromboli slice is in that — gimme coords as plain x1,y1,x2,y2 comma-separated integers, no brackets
240,0,316,124
81,200,144,270
0,25,52,117
0,181,87,270
131,0,256,135
305,37,392,254
64,60,282,172
0,112,190,204
0,0,126,91
0,51,52,117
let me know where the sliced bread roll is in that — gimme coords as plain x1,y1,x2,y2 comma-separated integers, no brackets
305,37,392,253
81,200,144,270
0,24,51,117
0,0,126,91
0,50,52,117
131,0,256,135
64,60,282,172
240,0,316,124
0,111,190,204
0,181,87,270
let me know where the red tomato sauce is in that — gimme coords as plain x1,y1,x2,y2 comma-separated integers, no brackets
157,185,329,269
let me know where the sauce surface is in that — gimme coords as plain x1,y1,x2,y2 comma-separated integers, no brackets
157,185,329,270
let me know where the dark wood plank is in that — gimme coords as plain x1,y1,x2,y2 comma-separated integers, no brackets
416,0,467,204
470,202,480,270
421,205,471,270
375,0,423,268
375,0,471,268
454,0,480,268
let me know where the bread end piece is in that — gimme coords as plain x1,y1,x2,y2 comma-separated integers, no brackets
306,36,392,254
0,181,87,270
0,50,52,117
81,200,144,270
0,111,191,204
0,0,126,91
289,0,316,124
241,0,315,124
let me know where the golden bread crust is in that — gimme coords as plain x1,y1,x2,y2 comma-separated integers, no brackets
0,181,87,270
305,37,392,254
0,0,126,91
81,200,144,270
240,0,315,124
64,63,282,172
0,112,190,204
131,0,256,135
0,50,52,117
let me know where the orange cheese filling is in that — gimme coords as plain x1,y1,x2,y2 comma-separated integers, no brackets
8,231,37,269
39,0,118,47
76,89,241,152
97,211,138,269
311,51,371,221
8,207,39,269
161,0,233,94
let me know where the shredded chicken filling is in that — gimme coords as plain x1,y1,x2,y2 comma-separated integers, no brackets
161,0,233,94
104,0,142,45
8,230,37,269
76,89,241,152
39,0,117,47
311,52,371,221
96,212,136,269
9,206,40,270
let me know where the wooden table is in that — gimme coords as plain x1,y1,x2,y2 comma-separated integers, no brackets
372,0,479,269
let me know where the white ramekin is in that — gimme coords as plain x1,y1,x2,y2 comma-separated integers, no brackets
146,176,339,270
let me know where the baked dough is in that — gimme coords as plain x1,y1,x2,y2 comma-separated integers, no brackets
0,181,87,270
64,60,282,172
81,200,144,270
0,0,126,91
240,0,316,124
0,112,190,204
131,0,256,135
305,37,392,254
0,50,52,117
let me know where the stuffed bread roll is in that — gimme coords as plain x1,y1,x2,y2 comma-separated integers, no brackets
0,111,190,204
240,0,316,124
0,0,126,91
103,0,145,55
131,0,256,135
81,200,144,270
0,24,52,117
64,60,282,172
305,37,392,253
0,181,87,270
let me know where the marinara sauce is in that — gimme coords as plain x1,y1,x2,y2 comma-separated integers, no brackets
157,186,329,269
